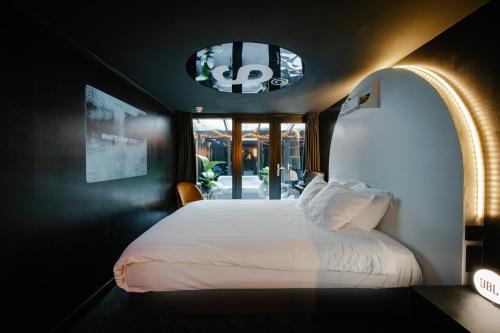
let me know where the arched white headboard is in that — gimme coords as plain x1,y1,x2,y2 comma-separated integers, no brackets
329,68,469,285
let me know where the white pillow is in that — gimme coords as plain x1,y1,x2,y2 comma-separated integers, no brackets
307,183,375,231
328,176,363,188
349,183,392,231
298,175,326,213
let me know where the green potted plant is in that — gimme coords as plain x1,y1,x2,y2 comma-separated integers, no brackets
258,166,270,198
197,154,226,199
259,166,269,184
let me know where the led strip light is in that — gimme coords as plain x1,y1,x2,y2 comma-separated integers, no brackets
394,65,484,222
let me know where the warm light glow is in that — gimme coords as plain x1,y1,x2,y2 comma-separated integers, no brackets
473,269,500,305
395,65,485,223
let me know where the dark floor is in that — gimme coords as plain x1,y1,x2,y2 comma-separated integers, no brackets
68,287,416,333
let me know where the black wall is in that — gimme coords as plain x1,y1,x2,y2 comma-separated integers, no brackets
1,7,177,332
319,1,499,271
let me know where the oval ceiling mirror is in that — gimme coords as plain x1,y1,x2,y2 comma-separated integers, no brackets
187,42,304,94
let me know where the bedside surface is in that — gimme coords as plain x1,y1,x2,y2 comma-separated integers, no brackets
413,286,500,333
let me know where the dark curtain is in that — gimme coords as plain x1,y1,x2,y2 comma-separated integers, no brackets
177,113,196,183
305,112,321,171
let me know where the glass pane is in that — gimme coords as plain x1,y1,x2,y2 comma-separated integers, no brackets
281,123,305,199
193,118,232,199
242,123,270,199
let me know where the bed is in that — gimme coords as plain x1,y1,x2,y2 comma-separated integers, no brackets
114,199,421,315
114,200,421,293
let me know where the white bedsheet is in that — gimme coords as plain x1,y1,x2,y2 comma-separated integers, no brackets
114,200,422,292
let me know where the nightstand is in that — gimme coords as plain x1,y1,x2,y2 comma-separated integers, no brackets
412,286,500,332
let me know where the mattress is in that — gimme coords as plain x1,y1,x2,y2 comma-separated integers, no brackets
114,200,422,292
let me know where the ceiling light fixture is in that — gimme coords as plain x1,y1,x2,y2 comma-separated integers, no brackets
195,106,203,113
187,42,303,94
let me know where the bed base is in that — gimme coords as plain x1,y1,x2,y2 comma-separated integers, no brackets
130,288,412,316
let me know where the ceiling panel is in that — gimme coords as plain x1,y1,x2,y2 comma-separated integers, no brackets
24,0,488,113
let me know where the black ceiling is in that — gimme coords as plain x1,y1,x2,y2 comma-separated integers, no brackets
24,0,486,114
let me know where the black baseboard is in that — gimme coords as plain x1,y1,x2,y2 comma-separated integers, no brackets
50,278,115,333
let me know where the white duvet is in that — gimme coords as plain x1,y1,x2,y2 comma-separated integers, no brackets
114,200,420,291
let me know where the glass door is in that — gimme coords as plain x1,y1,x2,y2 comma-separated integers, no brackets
239,122,270,199
236,120,304,200
194,116,304,200
193,118,233,199
279,123,306,199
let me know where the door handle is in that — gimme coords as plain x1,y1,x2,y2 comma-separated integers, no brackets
277,163,285,176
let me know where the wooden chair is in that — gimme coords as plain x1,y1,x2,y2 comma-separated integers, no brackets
176,181,203,207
